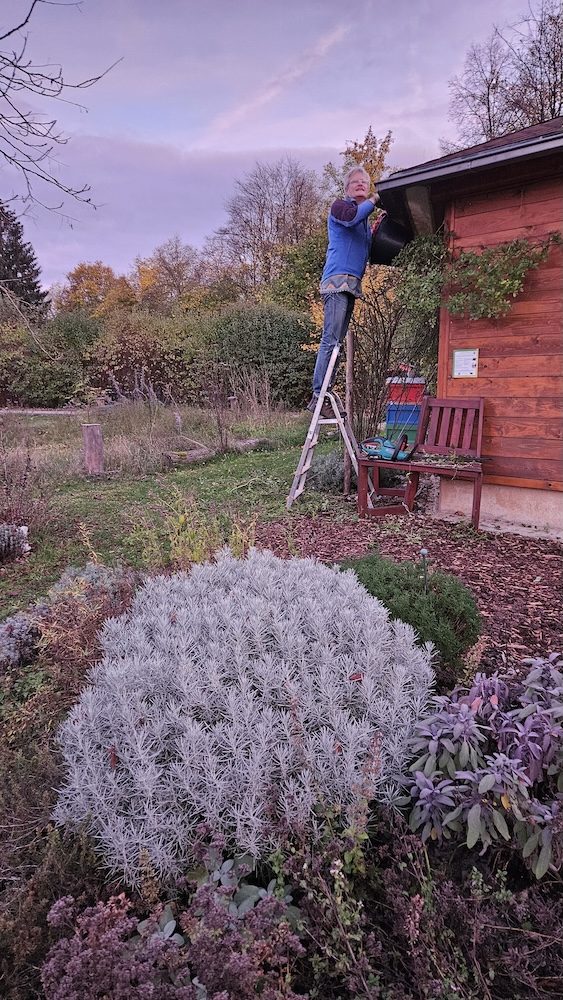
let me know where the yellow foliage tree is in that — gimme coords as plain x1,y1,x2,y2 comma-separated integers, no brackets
323,126,393,200
131,257,161,307
352,265,392,322
96,276,137,316
130,237,202,313
54,262,136,316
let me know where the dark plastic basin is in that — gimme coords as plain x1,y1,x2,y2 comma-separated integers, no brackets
370,215,411,265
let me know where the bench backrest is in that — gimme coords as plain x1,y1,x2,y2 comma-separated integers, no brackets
415,397,484,459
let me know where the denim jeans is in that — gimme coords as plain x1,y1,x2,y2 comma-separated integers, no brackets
312,292,356,396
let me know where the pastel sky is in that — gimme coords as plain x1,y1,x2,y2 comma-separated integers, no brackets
2,0,527,289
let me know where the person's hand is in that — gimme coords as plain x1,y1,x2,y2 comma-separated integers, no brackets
369,191,381,205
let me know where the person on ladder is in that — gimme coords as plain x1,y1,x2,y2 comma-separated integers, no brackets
307,165,382,418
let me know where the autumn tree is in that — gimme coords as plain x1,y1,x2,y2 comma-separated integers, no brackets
179,276,240,314
323,126,393,201
0,199,47,314
445,0,563,146
54,261,135,316
131,236,202,313
0,1,114,209
267,230,327,311
208,156,324,292
265,129,394,317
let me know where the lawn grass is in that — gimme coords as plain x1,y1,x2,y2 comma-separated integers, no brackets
0,402,309,458
0,405,344,616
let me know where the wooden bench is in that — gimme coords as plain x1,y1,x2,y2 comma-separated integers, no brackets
357,397,485,529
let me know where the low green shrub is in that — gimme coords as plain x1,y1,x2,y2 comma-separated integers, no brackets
0,321,84,407
210,303,315,407
123,487,255,570
340,551,480,683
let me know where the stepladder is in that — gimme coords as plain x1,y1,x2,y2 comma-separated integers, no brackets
286,344,375,509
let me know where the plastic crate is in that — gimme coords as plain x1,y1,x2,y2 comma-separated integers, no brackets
385,403,421,444
385,378,425,404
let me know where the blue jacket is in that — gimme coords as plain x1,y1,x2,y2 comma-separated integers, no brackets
321,197,376,282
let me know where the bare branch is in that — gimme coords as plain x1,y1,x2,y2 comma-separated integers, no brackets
0,1,118,211
0,0,44,44
446,0,563,144
210,156,323,292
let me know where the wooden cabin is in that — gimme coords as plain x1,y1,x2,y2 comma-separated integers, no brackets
377,118,563,536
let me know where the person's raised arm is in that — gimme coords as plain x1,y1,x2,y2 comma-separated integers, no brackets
330,195,378,227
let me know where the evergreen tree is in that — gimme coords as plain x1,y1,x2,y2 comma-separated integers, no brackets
0,201,48,314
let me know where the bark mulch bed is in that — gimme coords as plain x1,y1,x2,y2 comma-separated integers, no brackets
254,512,562,679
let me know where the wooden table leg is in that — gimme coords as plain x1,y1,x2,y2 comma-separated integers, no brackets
358,462,368,515
471,474,483,529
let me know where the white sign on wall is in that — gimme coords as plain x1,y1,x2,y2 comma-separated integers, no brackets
452,349,479,378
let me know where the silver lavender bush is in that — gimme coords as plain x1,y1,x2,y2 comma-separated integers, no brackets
53,548,434,885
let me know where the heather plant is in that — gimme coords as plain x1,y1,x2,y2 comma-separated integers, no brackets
41,894,195,1000
404,653,563,878
177,839,306,998
42,870,307,1000
362,807,563,999
1,563,138,716
179,885,306,999
53,548,434,885
341,551,480,685
0,562,139,1000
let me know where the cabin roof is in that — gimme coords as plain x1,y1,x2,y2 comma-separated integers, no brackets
377,117,563,236
380,117,563,189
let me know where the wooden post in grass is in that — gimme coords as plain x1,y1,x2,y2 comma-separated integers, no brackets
82,423,104,474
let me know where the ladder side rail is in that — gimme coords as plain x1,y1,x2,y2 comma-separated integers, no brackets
286,344,342,508
318,343,341,398
287,426,320,490
287,342,379,509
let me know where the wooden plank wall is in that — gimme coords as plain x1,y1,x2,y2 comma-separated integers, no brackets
438,175,563,491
